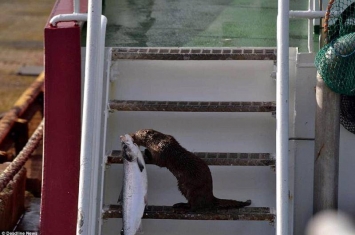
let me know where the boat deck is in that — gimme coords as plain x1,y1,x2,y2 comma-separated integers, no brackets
103,0,316,52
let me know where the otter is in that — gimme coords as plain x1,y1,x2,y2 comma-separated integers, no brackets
130,129,251,211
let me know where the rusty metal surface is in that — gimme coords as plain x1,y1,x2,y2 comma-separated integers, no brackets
109,100,276,113
111,47,277,60
108,150,275,166
102,205,275,222
0,73,44,145
0,119,43,192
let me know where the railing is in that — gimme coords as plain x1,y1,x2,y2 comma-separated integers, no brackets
289,0,325,53
0,72,44,188
0,120,44,192
0,73,44,162
49,0,86,26
277,1,338,234
0,73,44,231
77,6,107,235
276,1,290,235
279,0,328,234
289,0,339,53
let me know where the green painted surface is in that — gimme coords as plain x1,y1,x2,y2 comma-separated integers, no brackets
103,0,317,51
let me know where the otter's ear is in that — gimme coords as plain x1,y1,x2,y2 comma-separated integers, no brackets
137,158,145,172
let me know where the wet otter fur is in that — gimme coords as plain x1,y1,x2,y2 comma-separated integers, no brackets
130,129,252,211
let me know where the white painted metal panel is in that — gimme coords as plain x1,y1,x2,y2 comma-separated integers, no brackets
105,112,276,154
291,53,317,139
101,219,275,235
292,140,315,235
109,60,276,102
290,52,317,235
104,164,275,207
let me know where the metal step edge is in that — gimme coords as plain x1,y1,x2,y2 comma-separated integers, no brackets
102,205,275,222
111,47,277,61
108,100,276,113
107,151,276,166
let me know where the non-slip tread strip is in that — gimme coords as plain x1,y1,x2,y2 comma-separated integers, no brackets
109,100,276,113
102,205,275,221
111,47,277,60
107,151,275,166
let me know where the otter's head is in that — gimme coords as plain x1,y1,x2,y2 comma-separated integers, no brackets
130,129,177,167
130,129,166,147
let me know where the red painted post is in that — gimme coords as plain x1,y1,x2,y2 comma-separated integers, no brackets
41,0,86,233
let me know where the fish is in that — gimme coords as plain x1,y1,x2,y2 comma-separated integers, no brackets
119,134,148,235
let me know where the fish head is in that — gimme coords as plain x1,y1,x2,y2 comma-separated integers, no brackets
130,129,153,146
120,134,140,162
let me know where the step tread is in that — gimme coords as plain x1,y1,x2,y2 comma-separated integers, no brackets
109,100,276,112
111,47,277,60
107,151,275,166
102,205,275,222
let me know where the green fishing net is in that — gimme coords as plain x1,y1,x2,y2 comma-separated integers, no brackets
315,1,355,95
341,94,355,134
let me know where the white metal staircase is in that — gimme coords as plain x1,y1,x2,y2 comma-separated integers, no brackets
96,47,280,235
78,45,317,235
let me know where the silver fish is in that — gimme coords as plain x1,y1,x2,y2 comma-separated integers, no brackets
119,134,148,235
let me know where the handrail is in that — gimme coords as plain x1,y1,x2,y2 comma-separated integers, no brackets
48,0,86,27
289,10,326,18
277,1,289,235
76,0,107,231
289,9,340,53
50,13,88,27
289,9,321,53
0,119,44,192
308,0,315,52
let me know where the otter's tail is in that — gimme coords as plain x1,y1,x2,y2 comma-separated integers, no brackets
214,198,252,209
